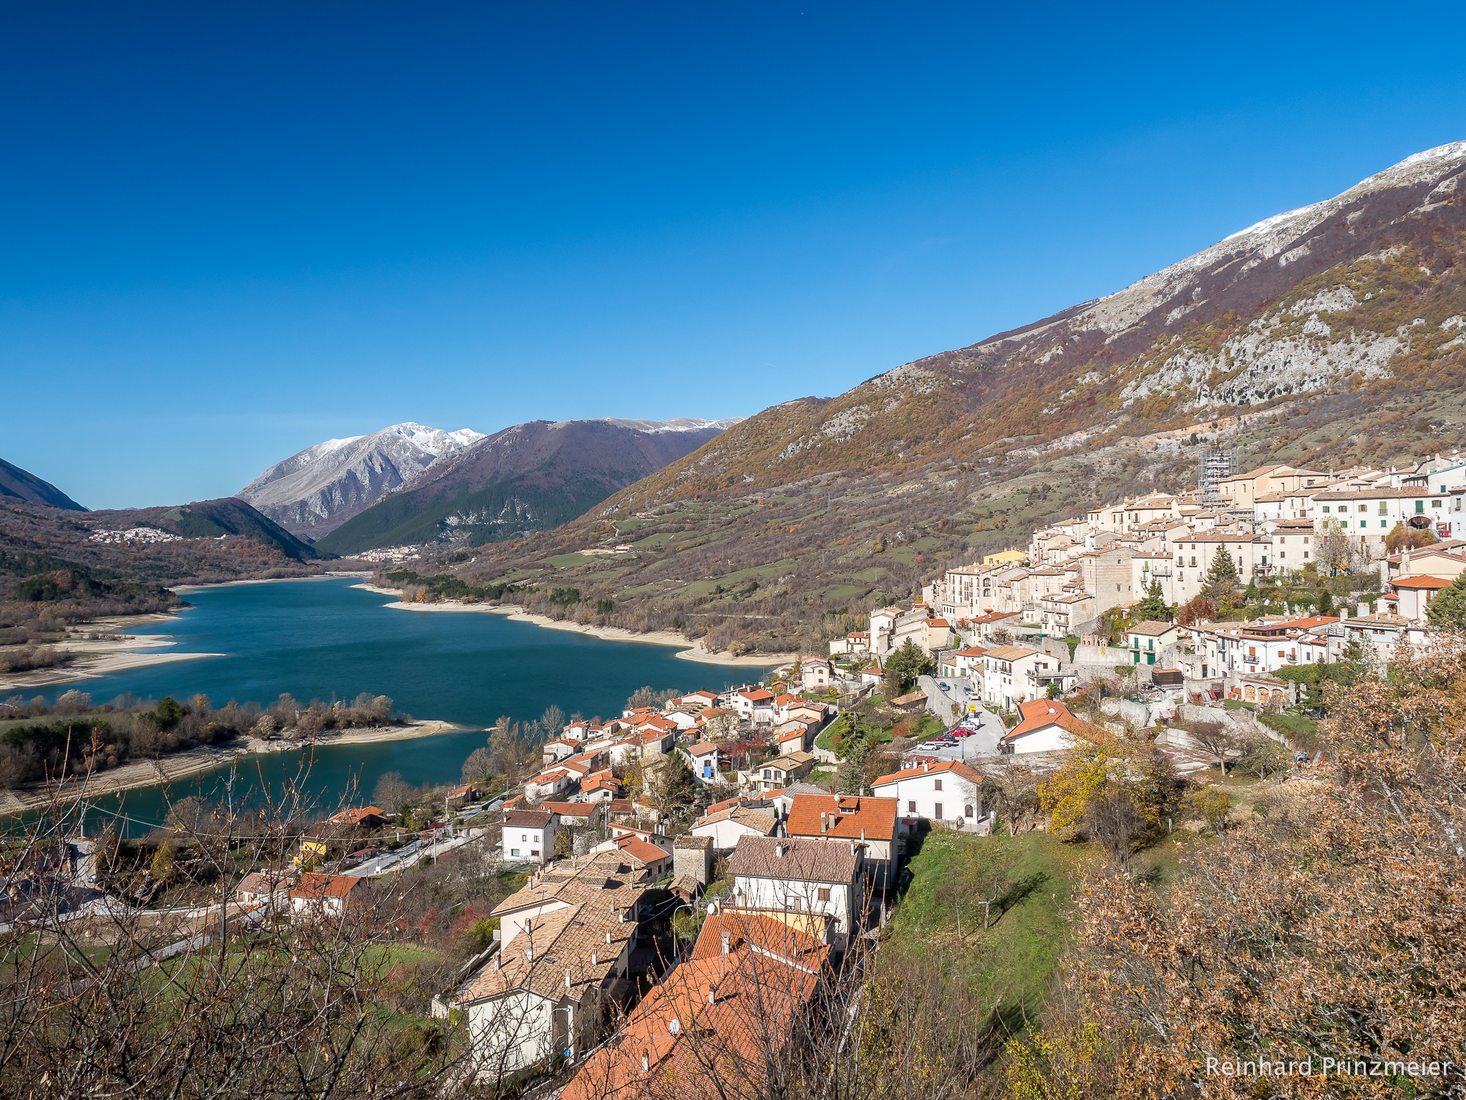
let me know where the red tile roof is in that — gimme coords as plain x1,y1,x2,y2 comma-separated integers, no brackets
561,915,826,1100
289,872,365,900
784,794,898,843
871,759,984,788
614,836,670,867
1392,575,1455,590
1005,699,1107,743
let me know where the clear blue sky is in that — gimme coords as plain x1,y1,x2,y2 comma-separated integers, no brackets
6,2,1466,508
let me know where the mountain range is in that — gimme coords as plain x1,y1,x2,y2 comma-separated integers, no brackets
439,141,1466,653
237,422,485,538
0,457,85,511
314,418,736,554
0,473,328,636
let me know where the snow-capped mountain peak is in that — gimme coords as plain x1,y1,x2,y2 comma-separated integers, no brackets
593,417,744,433
238,421,485,538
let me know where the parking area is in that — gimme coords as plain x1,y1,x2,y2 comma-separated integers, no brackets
913,678,1005,761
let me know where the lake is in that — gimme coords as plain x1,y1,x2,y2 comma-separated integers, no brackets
24,577,764,834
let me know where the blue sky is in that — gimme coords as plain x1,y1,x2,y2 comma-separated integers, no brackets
6,2,1466,508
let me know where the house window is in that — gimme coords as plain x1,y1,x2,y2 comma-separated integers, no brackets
964,804,974,817
908,800,917,813
933,803,944,819
510,848,521,857
817,887,831,902
934,779,943,791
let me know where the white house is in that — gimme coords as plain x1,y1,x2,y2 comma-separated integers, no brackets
782,794,900,891
1000,699,1102,755
727,836,865,950
743,751,815,794
288,872,370,922
501,810,560,865
870,760,986,830
799,657,834,692
1311,487,1451,556
979,646,1061,712
461,850,648,1079
691,802,781,853
1125,620,1179,666
1392,575,1455,623
685,741,726,786
732,688,776,725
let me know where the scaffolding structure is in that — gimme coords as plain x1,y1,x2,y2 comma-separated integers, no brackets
1198,444,1233,507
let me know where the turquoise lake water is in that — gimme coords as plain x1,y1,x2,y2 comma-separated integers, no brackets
22,577,762,834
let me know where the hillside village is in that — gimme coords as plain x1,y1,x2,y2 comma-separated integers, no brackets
846,449,1466,717
12,445,1466,1095
420,445,1466,1091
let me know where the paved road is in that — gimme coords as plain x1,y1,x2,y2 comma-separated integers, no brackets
912,678,1005,761
345,830,483,877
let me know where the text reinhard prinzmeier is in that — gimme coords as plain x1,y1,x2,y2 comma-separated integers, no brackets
1205,1055,1457,1079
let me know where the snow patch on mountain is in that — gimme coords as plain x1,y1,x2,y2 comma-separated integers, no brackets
238,422,486,537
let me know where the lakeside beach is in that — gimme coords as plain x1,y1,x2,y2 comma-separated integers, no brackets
0,613,224,694
356,582,791,667
0,718,463,815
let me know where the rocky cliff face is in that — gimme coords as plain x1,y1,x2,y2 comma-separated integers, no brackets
238,423,483,538
611,143,1466,499
451,143,1466,653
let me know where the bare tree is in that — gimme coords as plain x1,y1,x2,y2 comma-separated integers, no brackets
1186,720,1246,775
0,766,485,1097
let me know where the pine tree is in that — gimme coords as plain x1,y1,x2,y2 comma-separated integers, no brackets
1134,580,1170,622
1200,548,1240,609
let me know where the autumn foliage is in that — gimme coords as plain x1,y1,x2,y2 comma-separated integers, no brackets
1010,637,1466,1098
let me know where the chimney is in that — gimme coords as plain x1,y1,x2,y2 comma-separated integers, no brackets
525,942,534,962
605,931,612,944
642,1055,650,1072
591,952,598,966
493,956,501,971
707,984,716,1005
720,930,731,955
775,842,785,859
1357,602,1368,618
565,971,572,990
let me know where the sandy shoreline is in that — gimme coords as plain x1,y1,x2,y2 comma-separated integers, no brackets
355,584,789,667
0,612,224,693
171,571,367,594
0,719,465,816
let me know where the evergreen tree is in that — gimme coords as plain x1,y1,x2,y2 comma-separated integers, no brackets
1200,548,1241,609
882,638,933,696
1427,572,1466,631
1134,580,1170,623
